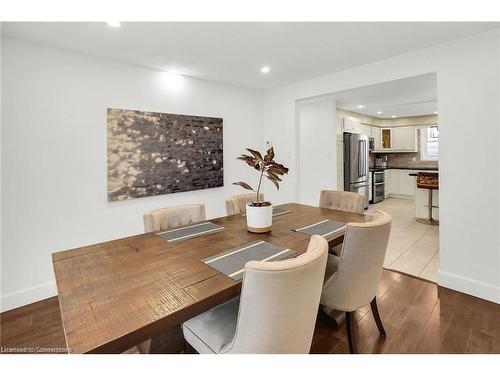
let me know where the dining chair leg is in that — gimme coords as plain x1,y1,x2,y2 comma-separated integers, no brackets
345,311,357,354
370,297,386,336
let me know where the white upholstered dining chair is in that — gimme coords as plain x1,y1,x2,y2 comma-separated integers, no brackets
319,190,366,256
143,204,206,232
182,235,329,354
225,193,264,216
321,210,392,353
319,190,365,214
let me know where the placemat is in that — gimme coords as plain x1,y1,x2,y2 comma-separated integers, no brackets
202,240,297,280
157,222,224,242
293,219,347,239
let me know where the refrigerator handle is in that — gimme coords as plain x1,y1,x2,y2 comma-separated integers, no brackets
362,140,365,177
361,140,366,177
358,140,363,177
364,140,367,177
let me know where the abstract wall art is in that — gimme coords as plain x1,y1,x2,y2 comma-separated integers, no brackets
107,108,223,201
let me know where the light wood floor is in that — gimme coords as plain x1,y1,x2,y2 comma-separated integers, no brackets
1,269,499,354
367,197,439,282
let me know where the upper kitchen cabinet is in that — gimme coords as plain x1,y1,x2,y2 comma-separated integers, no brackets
372,126,417,152
381,128,392,150
392,127,417,151
341,116,373,137
373,126,381,150
359,124,372,137
342,116,361,133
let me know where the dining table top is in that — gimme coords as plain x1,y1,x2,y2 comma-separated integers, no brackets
52,202,370,353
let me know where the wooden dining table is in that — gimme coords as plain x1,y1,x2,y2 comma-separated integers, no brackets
52,202,370,353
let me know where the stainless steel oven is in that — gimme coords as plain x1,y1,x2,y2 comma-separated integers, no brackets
373,170,385,203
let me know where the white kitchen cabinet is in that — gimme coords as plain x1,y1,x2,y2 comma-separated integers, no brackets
342,117,362,133
372,127,393,151
384,169,391,198
399,170,416,196
351,118,361,133
380,128,392,150
359,124,372,137
372,126,418,152
386,169,417,197
392,127,417,151
373,127,381,150
390,169,400,194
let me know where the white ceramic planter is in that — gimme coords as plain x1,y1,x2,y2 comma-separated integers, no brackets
245,202,273,233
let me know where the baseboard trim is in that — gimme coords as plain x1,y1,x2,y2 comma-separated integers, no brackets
386,194,414,200
1,281,57,313
438,271,500,304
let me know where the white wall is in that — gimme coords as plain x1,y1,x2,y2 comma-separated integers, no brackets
297,96,336,205
0,38,264,311
263,29,500,303
0,25,3,310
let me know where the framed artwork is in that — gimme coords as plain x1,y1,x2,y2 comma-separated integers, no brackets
107,108,223,201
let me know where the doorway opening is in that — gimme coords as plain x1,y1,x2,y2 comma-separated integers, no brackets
296,73,440,282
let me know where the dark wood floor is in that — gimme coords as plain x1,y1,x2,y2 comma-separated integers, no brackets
1,269,499,354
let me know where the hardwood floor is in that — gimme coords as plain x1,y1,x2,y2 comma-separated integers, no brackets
367,198,439,282
2,269,498,354
0,295,67,354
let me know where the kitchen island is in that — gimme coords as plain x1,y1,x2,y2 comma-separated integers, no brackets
409,171,439,221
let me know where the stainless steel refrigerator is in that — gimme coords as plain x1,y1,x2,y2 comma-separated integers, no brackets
343,133,369,209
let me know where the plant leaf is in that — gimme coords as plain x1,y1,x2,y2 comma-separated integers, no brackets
267,170,282,181
237,155,258,168
268,166,284,176
266,175,280,190
246,148,263,162
269,162,289,175
233,181,255,191
266,147,275,161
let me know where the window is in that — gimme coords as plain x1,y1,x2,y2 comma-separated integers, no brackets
421,126,439,160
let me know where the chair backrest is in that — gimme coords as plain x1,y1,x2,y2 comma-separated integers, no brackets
321,210,392,312
225,193,264,216
143,204,206,232
221,235,328,354
319,190,365,214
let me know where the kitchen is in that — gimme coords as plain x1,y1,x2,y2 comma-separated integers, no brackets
336,73,440,282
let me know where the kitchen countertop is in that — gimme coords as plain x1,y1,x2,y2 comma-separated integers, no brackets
369,166,439,172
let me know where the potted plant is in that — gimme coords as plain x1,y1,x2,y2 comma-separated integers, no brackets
233,147,289,233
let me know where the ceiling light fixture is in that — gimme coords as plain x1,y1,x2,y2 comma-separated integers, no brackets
357,105,364,109
260,66,271,74
160,71,185,91
391,115,397,118
377,111,383,115
107,21,121,27
434,111,438,114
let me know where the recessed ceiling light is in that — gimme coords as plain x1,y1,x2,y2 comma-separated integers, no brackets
357,105,364,109
434,111,438,114
107,21,121,27
260,66,271,74
377,111,383,115
391,115,397,118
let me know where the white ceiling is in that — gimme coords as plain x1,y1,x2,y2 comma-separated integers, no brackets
334,73,437,118
2,22,499,90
